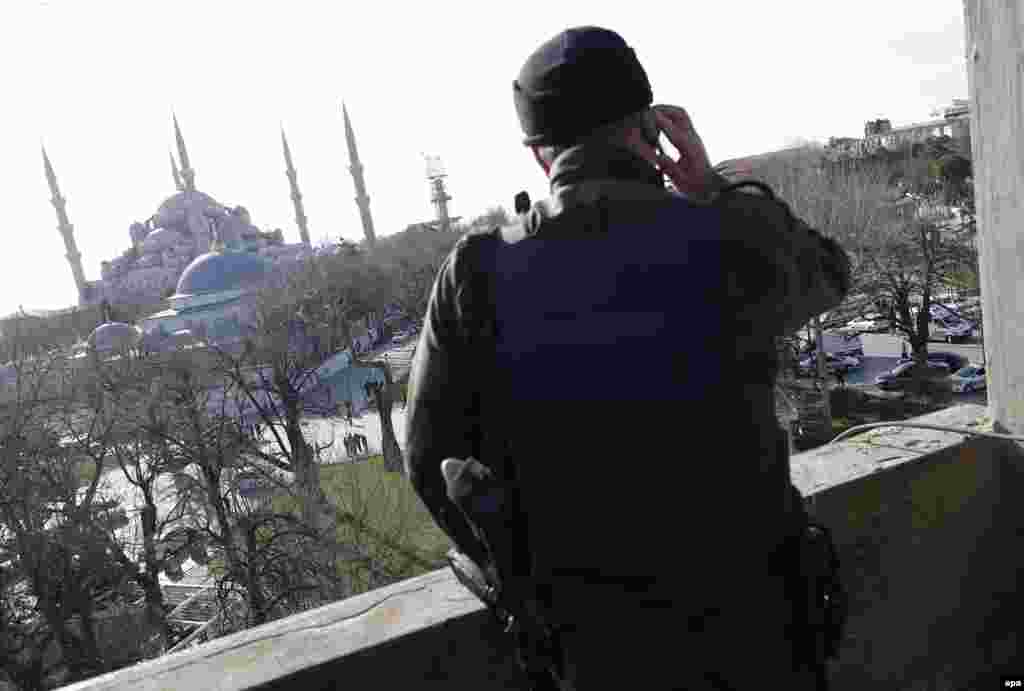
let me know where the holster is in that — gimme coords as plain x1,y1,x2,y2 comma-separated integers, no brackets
785,482,849,688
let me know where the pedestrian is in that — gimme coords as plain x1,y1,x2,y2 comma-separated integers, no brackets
405,25,850,690
344,434,353,458
834,368,846,388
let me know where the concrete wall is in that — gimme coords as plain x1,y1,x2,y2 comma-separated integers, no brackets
793,404,1024,688
60,404,1024,690
59,568,526,691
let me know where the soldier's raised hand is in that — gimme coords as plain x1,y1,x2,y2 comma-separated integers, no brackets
652,104,717,200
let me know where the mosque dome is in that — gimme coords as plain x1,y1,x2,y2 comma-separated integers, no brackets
174,249,271,297
141,227,184,254
88,322,142,352
156,190,220,220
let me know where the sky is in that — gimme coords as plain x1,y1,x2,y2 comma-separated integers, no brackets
0,0,969,317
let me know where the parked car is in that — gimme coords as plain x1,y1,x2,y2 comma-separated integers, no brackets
875,360,950,390
912,305,974,341
846,313,891,333
798,353,862,374
933,300,981,318
949,364,988,394
899,351,968,373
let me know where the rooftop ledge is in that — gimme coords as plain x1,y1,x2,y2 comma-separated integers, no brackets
63,404,1024,691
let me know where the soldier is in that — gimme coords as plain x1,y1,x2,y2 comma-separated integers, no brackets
406,26,850,690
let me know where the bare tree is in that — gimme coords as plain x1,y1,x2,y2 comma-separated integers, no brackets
719,153,891,426
0,347,144,687
763,142,977,404
133,350,295,629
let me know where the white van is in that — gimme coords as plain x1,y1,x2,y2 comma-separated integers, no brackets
821,331,864,357
929,316,974,343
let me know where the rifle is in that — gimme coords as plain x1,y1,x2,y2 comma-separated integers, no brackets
442,458,569,691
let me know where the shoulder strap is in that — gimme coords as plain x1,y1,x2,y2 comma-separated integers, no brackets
466,225,524,488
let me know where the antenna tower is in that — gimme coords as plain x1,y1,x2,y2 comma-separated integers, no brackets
423,154,454,232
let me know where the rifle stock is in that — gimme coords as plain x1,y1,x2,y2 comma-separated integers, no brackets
443,457,569,690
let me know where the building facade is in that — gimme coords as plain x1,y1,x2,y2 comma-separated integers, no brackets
826,100,971,160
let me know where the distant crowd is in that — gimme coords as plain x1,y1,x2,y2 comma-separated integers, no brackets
344,432,368,458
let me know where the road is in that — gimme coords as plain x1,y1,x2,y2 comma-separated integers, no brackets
805,333,986,388
919,340,986,366
793,332,989,408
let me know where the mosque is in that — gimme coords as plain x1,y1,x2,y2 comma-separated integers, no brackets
42,103,379,355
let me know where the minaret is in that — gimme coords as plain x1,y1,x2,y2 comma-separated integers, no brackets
173,113,195,192
342,102,376,247
42,146,88,305
170,151,184,192
281,127,311,247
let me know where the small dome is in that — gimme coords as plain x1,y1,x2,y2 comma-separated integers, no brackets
0,363,17,386
142,228,185,254
89,322,142,352
174,249,271,297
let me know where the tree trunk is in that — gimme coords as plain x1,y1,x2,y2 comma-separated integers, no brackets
813,315,832,427
284,415,323,533
138,503,169,652
201,465,261,625
280,392,377,593
368,364,403,474
81,603,105,675
242,517,268,627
